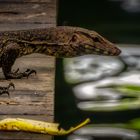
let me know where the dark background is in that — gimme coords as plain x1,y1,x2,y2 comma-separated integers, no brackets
57,0,140,44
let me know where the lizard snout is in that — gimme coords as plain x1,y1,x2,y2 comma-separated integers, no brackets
109,46,121,56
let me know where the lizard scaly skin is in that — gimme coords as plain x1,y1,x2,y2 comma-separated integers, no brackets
0,26,121,80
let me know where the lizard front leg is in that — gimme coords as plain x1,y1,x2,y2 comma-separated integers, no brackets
1,42,36,79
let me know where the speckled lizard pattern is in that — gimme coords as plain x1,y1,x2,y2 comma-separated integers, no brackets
0,26,121,80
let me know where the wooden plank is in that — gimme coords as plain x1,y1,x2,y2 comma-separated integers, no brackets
0,0,53,3
0,132,51,140
0,23,53,31
0,0,56,139
0,3,56,24
0,54,55,116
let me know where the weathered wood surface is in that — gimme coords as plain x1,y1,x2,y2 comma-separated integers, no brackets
0,54,54,116
0,0,53,2
0,0,56,30
0,3,55,23
0,0,56,139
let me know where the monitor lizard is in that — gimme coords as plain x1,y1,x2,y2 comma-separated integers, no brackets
0,26,121,95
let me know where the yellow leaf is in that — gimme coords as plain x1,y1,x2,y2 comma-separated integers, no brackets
0,118,90,135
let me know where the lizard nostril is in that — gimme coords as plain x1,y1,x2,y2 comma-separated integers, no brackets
113,48,121,56
94,37,100,42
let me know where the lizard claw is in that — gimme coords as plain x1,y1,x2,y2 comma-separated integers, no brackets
8,82,15,90
27,70,36,78
23,69,37,78
25,69,31,73
4,69,37,79
0,82,15,97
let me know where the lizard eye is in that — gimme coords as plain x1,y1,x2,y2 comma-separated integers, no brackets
71,34,79,42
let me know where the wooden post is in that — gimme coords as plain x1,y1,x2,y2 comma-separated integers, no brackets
0,0,56,139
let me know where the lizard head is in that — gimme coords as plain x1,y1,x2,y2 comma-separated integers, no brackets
64,27,121,57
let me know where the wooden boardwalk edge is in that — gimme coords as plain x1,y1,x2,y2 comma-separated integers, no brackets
0,0,56,140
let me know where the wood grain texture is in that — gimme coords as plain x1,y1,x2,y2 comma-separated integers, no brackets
0,23,54,31
0,0,56,139
0,3,56,24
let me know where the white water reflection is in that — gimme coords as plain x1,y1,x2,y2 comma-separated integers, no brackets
68,125,139,140
73,72,140,99
68,135,93,140
73,73,140,111
73,79,121,100
78,101,120,110
63,45,140,139
64,55,123,83
64,45,140,84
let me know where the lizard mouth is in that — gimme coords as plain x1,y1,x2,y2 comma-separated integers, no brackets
84,43,121,56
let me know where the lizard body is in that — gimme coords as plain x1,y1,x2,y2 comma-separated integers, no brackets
0,26,121,79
